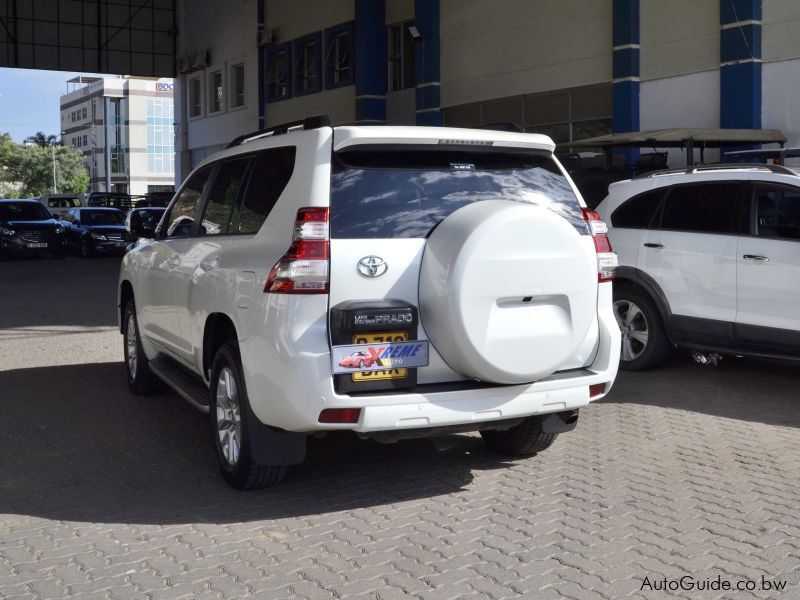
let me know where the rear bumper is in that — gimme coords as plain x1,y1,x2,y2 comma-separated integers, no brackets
240,284,620,433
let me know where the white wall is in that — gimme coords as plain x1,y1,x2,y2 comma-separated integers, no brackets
440,0,612,108
640,0,718,81
176,0,261,178
264,0,352,42
763,0,800,62
265,87,355,127
763,59,800,149
640,70,721,165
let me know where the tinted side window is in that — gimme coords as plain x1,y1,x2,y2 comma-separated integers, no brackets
755,184,800,240
233,147,296,234
658,183,746,234
164,166,213,237
611,189,664,229
199,157,252,236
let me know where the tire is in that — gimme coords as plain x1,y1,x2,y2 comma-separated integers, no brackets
210,342,287,490
612,286,670,371
80,237,93,258
480,417,558,456
123,299,159,395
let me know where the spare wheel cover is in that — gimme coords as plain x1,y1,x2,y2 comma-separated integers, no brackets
419,200,597,384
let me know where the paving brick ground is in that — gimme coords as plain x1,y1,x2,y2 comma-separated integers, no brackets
1,257,799,599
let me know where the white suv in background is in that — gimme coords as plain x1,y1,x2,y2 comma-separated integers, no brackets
119,117,620,489
597,163,800,370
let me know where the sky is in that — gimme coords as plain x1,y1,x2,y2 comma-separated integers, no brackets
0,68,106,143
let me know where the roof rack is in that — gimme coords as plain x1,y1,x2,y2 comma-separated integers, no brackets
634,162,798,180
226,115,331,149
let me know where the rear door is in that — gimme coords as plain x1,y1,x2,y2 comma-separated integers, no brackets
328,145,596,385
137,165,213,358
736,182,800,352
637,181,748,343
172,155,253,364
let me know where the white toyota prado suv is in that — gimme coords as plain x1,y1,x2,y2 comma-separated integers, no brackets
597,163,800,371
119,117,620,489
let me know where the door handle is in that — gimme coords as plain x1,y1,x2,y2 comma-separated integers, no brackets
643,243,664,249
743,254,769,262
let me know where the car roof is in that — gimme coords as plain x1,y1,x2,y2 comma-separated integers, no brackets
194,125,557,172
0,198,40,204
597,163,800,217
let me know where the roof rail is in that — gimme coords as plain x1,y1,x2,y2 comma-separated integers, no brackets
226,115,331,149
634,162,798,180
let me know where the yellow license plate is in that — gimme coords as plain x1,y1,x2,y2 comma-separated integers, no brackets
351,332,408,381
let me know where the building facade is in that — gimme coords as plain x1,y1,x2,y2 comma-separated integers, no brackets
173,0,800,182
60,76,176,195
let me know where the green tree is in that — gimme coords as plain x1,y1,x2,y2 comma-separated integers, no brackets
24,131,60,148
0,134,89,197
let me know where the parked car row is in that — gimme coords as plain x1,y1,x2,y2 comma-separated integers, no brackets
0,198,165,260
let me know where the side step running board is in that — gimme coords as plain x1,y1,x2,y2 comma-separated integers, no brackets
149,356,210,413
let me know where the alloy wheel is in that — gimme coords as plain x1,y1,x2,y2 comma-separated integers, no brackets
216,367,242,466
126,313,138,378
613,299,649,362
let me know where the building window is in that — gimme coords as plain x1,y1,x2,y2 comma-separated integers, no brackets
266,42,292,102
293,32,322,96
108,97,128,174
83,134,87,146
146,97,175,175
230,62,245,108
208,68,224,114
324,22,354,89
82,107,87,120
388,22,416,92
188,75,203,118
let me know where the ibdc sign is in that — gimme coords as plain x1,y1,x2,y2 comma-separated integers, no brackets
156,81,174,91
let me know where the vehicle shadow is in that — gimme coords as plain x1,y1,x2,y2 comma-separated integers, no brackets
0,255,121,329
601,351,800,429
0,362,513,525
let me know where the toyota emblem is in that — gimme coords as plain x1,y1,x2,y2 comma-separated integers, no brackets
357,255,388,278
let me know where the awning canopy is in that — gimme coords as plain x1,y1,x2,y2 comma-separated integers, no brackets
560,128,787,150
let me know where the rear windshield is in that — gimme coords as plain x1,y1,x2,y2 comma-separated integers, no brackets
0,202,51,221
330,147,587,238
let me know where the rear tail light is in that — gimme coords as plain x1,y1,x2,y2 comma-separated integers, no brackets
582,208,618,283
265,207,330,294
589,383,606,398
318,408,362,424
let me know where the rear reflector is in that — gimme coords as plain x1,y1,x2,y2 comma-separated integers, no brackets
589,383,606,398
266,207,330,294
581,208,618,283
319,408,362,424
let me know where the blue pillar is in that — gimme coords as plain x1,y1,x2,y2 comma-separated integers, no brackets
612,0,640,165
720,0,762,131
257,0,265,129
414,0,441,126
355,0,387,123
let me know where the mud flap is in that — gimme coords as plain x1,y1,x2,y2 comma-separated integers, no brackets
245,409,307,466
538,410,580,434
